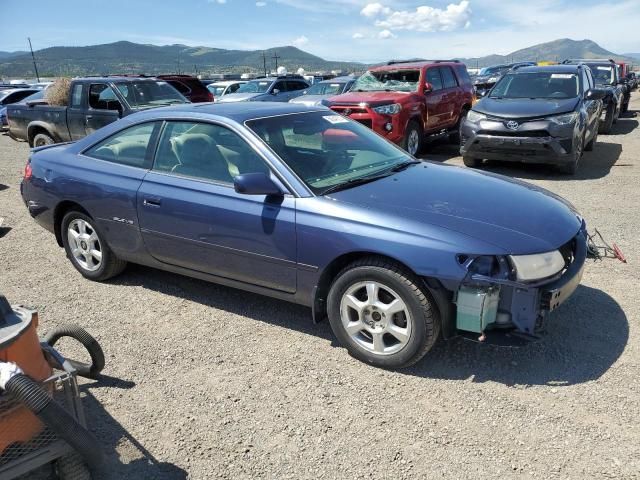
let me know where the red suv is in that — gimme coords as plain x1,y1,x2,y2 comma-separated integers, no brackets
157,75,214,103
326,60,474,155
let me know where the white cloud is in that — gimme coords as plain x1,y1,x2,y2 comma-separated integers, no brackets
352,33,365,39
256,1,266,5
378,29,396,39
361,3,391,17
292,35,309,47
208,0,227,3
362,1,471,32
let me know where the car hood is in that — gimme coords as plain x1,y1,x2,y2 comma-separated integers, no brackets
473,96,580,119
329,163,581,254
217,92,262,103
289,94,327,106
327,91,412,107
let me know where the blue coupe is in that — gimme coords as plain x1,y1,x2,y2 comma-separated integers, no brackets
21,102,587,368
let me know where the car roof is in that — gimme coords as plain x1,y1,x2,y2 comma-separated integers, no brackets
210,80,247,86
127,101,327,123
74,76,165,82
319,76,354,83
371,60,463,71
512,65,581,74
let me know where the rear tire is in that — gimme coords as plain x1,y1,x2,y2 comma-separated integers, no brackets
402,121,423,157
32,132,54,148
61,210,127,281
463,156,482,168
327,257,439,369
449,108,469,145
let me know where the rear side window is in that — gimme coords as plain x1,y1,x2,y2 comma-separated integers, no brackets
70,84,83,108
455,65,472,86
287,81,308,91
85,122,157,168
426,68,443,91
168,80,191,95
441,67,458,89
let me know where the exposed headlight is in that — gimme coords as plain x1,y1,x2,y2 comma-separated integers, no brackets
548,112,578,125
487,76,500,83
509,250,565,282
373,103,402,115
466,110,487,123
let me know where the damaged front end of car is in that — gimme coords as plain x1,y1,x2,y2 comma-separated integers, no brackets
451,225,588,344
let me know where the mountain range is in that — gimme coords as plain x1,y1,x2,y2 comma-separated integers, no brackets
0,38,635,78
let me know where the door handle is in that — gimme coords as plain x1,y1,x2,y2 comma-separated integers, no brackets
143,197,162,207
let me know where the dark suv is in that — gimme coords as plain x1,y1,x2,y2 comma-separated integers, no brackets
473,62,536,97
562,59,623,133
460,64,605,175
326,60,474,155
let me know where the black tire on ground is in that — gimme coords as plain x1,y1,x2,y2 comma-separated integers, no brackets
558,134,583,175
56,453,92,480
449,108,469,144
621,100,629,114
401,121,423,156
585,122,598,151
32,132,54,148
327,257,440,369
599,105,614,134
463,156,482,168
61,210,127,281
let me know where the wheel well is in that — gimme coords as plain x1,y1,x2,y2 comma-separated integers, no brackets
53,201,91,247
28,126,54,147
312,252,448,324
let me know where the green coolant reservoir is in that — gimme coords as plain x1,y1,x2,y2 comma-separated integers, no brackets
455,286,500,333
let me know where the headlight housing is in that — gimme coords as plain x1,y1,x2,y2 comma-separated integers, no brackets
466,110,487,123
487,76,500,83
372,103,401,115
548,112,578,125
509,250,565,282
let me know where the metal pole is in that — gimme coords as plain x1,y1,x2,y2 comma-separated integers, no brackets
28,37,40,82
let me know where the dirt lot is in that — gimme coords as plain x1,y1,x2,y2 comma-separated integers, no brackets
1,94,639,480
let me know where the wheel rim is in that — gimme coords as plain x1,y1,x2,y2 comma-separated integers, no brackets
340,281,412,356
34,137,49,147
67,219,102,272
407,129,419,156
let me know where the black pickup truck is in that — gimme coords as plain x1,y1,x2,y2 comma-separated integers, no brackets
7,76,188,146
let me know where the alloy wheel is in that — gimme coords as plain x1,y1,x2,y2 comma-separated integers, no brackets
339,281,412,355
407,129,419,156
67,219,102,272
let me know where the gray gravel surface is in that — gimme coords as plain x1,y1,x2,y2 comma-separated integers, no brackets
1,94,639,479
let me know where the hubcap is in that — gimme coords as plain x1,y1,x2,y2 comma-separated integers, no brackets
340,281,412,356
407,130,419,156
67,219,102,272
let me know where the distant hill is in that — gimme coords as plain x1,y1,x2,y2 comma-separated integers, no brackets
0,41,364,77
623,53,640,61
460,39,635,68
0,51,27,61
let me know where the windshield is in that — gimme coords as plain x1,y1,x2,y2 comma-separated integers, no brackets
588,65,615,85
352,70,420,92
491,72,579,99
115,81,187,108
208,85,226,96
246,111,412,194
480,65,509,76
237,80,271,94
305,82,347,95
19,90,45,103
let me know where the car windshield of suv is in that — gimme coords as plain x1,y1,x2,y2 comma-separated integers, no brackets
352,70,420,92
490,72,579,99
588,65,615,85
115,81,187,108
480,65,509,76
305,82,346,95
237,80,271,94
246,111,412,194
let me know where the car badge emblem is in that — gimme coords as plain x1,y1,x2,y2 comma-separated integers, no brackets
506,120,519,130
343,108,352,116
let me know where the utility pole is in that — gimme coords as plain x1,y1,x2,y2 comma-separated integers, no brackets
28,37,40,82
261,51,267,77
272,51,281,72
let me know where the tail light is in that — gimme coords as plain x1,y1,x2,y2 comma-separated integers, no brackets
24,161,32,180
207,90,214,102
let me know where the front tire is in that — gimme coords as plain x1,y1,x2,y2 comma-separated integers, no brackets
327,258,439,369
558,134,583,175
599,104,614,134
61,210,127,281
402,121,423,157
585,122,598,151
463,156,483,168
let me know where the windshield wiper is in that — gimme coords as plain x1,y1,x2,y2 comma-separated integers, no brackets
389,160,420,172
321,172,393,195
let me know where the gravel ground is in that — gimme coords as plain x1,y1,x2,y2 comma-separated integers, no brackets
1,94,639,480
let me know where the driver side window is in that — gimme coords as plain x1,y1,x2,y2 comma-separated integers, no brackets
89,84,121,111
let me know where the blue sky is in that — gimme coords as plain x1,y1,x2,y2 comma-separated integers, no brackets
2,0,639,62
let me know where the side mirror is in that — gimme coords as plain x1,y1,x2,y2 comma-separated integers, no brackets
423,82,433,94
586,88,606,101
272,89,280,95
234,172,284,196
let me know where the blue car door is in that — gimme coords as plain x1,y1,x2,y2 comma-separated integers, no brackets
136,120,297,293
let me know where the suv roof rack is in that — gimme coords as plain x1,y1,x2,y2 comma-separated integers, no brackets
562,58,615,64
433,59,461,63
386,58,427,65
